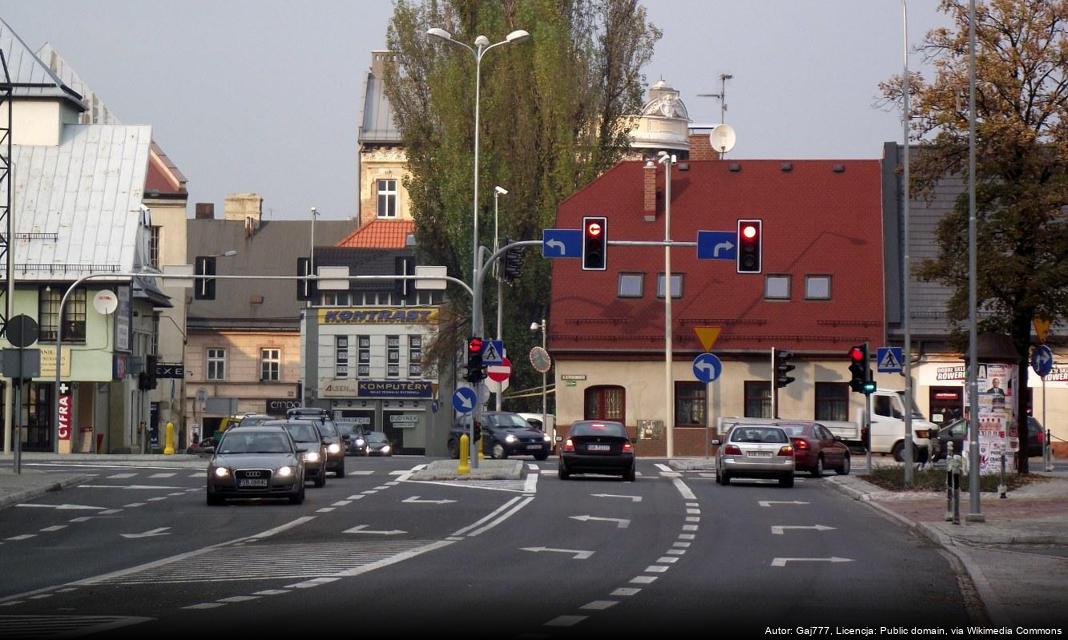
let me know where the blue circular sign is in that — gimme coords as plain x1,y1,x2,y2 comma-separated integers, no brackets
1031,345,1054,377
452,387,478,414
692,353,723,384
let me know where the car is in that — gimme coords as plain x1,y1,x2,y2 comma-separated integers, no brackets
933,416,1045,462
287,407,330,421
351,431,394,457
776,422,851,477
237,414,275,427
263,419,328,487
336,422,366,456
187,436,218,455
314,418,347,477
517,412,556,434
448,412,552,460
557,420,635,481
714,424,796,488
205,426,305,505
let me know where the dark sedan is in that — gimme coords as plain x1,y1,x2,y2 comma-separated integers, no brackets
351,431,394,456
265,420,328,487
206,427,305,505
558,420,635,481
777,422,851,477
449,412,552,460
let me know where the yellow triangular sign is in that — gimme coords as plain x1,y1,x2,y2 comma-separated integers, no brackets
1034,317,1052,343
694,326,721,352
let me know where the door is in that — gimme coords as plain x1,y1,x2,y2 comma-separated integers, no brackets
24,383,54,452
928,387,963,428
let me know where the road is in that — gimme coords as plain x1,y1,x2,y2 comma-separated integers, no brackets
0,457,973,638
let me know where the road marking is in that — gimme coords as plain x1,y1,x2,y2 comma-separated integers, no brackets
188,472,205,478
685,517,700,523
79,485,185,491
29,594,53,599
520,547,594,560
671,478,696,500
374,485,390,490
630,576,657,584
363,490,378,494
590,493,642,502
218,595,259,603
335,540,455,577
107,473,136,479
678,533,695,540
349,470,375,476
611,588,641,597
253,590,290,596
99,509,123,514
69,517,94,523
245,516,317,541
402,496,456,505
147,497,166,502
149,473,176,478
570,515,630,528
463,497,535,537
123,503,146,508
385,481,399,486
657,556,679,564
686,502,699,508
759,500,810,507
682,524,698,531
580,600,618,610
332,501,352,507
545,615,587,627
344,525,407,536
183,602,224,609
120,527,170,539
528,463,539,471
286,577,340,588
316,508,335,513
523,472,538,494
686,508,700,515
40,525,67,532
6,534,36,541
666,549,686,555
771,556,854,567
346,495,366,501
644,565,669,573
17,503,105,511
771,524,836,535
167,492,185,497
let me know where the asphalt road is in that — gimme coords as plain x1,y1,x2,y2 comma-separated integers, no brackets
0,457,973,638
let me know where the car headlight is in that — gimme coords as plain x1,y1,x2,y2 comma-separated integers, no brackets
213,466,230,478
303,451,320,463
380,445,391,453
327,443,341,455
505,434,518,444
277,466,294,478
543,434,551,442
355,438,366,447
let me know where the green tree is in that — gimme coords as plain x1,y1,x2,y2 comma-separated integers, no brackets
385,0,660,410
884,0,1068,472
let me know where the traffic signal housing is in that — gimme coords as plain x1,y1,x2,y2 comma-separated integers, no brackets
736,219,762,273
774,348,795,389
465,337,485,383
582,216,607,271
848,344,875,394
502,238,523,281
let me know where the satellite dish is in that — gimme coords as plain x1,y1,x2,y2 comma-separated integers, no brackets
93,290,119,315
709,124,737,153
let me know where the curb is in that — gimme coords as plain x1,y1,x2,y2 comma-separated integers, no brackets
0,473,94,511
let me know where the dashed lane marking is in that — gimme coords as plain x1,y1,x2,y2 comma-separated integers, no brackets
580,601,618,611
545,615,587,627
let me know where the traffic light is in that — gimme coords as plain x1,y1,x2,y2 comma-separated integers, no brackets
736,219,762,273
848,344,875,394
502,238,523,281
582,216,607,271
466,336,485,383
774,348,795,388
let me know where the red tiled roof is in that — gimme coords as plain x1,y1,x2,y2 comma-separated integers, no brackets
550,159,886,356
336,219,415,248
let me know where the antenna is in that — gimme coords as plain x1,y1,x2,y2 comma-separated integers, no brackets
709,124,736,154
698,72,735,157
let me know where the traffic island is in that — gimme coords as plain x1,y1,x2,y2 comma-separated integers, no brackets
410,460,523,481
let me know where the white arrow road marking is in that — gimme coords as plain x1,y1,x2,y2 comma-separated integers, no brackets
16,503,105,511
403,496,457,505
546,239,566,254
771,525,836,535
344,525,407,536
120,527,171,539
591,493,642,502
570,515,630,528
713,240,735,257
758,500,810,507
520,546,594,560
771,556,853,567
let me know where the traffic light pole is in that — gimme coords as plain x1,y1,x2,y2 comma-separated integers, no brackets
770,348,777,419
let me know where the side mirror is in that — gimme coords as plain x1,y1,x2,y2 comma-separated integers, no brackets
833,436,843,442
555,435,563,443
296,446,308,453
711,439,721,446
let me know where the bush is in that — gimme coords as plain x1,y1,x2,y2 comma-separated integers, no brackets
864,467,1048,492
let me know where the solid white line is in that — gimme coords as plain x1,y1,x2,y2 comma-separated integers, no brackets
466,496,535,537
671,478,696,501
545,615,587,627
611,588,641,597
523,471,538,493
246,516,317,540
451,497,522,536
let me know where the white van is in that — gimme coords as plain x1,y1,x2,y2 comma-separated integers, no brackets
863,389,937,461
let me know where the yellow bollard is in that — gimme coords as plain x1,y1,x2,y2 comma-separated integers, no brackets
457,433,470,475
164,422,175,455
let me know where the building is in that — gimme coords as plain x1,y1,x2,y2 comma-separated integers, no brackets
356,51,411,228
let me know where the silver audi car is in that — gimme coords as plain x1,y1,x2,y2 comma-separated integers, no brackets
714,424,796,488
206,426,306,505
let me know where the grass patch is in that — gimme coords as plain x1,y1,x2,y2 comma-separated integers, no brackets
864,467,1050,492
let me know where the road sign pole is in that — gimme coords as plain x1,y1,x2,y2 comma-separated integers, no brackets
770,348,777,419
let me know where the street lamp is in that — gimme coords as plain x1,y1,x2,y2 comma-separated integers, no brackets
658,150,676,458
494,185,508,411
530,319,548,442
427,26,530,467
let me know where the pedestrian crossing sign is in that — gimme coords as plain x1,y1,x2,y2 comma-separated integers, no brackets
876,347,904,373
482,340,504,365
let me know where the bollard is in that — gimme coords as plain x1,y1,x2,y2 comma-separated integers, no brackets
947,446,962,526
163,422,175,455
458,434,470,475
1047,429,1055,473
945,442,954,522
998,451,1007,499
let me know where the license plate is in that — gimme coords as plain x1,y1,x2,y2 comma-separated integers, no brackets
239,479,268,488
526,444,542,450
587,444,610,452
747,451,773,458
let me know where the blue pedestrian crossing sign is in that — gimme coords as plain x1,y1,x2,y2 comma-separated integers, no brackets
452,387,478,414
692,353,723,384
876,347,904,373
481,340,504,365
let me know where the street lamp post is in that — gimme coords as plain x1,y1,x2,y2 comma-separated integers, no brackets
531,319,548,441
658,151,676,458
427,26,529,467
494,186,508,412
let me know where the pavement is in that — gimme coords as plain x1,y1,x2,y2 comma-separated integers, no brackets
2,452,1067,627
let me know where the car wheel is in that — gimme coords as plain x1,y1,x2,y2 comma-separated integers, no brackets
314,468,326,488
779,474,795,488
447,439,459,459
534,453,549,461
811,456,824,478
558,464,570,480
891,440,919,463
719,471,730,486
492,443,507,459
206,491,224,506
838,453,851,475
289,484,305,504
336,459,346,478
623,464,636,482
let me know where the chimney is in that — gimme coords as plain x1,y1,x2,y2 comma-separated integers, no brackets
643,161,657,222
224,193,263,226
688,133,720,161
195,203,215,219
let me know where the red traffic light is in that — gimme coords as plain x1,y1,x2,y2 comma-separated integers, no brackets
585,221,602,237
468,337,483,354
741,224,758,240
849,346,865,362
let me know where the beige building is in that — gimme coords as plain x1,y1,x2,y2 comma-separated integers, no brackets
356,51,411,227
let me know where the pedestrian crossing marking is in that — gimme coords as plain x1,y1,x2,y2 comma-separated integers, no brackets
0,615,152,637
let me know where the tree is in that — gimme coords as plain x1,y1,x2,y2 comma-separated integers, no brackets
883,0,1068,473
384,0,660,409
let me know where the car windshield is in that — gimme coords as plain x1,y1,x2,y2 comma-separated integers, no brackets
317,421,338,437
284,423,321,443
239,415,272,427
570,422,626,437
778,425,812,437
492,414,532,429
730,427,788,444
366,432,388,443
218,432,292,454
336,424,357,437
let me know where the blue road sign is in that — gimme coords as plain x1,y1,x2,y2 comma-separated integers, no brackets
452,387,478,414
692,353,723,384
482,340,504,365
876,347,904,373
696,230,737,260
1032,344,1054,377
542,229,582,258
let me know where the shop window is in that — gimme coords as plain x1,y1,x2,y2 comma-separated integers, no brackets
744,381,771,418
675,382,706,427
815,382,849,421
584,385,625,423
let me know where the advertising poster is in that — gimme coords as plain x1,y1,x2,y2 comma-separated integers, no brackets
969,363,1018,475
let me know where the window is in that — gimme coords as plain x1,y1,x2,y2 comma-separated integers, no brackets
408,335,422,377
815,382,850,421
584,385,625,423
674,382,706,427
744,381,771,418
39,288,86,343
149,226,161,269
207,348,226,381
765,275,790,300
261,348,281,381
194,256,217,300
805,275,832,300
656,273,683,298
618,273,644,298
376,179,397,218
335,336,349,378
357,335,370,377
386,335,400,378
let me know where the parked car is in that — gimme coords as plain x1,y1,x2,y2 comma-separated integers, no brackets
714,424,796,488
205,426,305,505
448,412,552,460
776,422,851,477
933,416,1045,462
558,420,635,481
263,419,327,487
352,431,394,457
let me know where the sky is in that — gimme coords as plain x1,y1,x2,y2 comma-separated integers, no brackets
1,1,951,221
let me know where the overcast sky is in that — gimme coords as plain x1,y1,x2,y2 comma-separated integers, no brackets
2,1,950,220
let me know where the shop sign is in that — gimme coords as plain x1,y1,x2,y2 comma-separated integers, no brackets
358,380,432,398
385,412,420,429
57,381,72,441
266,398,302,415
319,307,438,325
319,380,359,397
935,366,966,381
38,346,71,378
156,362,185,379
